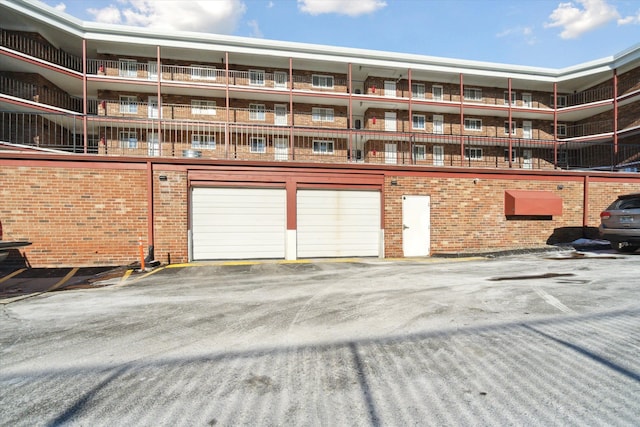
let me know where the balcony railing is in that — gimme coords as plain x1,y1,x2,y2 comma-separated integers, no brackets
0,74,86,113
2,111,637,172
0,29,82,72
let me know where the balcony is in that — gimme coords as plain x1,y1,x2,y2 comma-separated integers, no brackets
0,74,91,113
0,29,82,72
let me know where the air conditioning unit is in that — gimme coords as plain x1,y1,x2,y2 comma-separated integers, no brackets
355,89,361,94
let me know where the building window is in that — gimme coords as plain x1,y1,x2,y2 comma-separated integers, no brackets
118,59,137,77
413,144,426,161
119,131,138,149
313,140,334,154
504,91,516,105
504,148,516,161
464,118,482,131
191,100,216,115
504,121,516,135
191,134,216,149
249,104,266,121
312,107,334,122
412,114,426,130
249,69,265,86
464,88,482,101
312,74,334,88
464,147,483,160
250,137,266,153
432,85,443,101
552,123,567,136
412,83,425,99
191,65,216,80
119,95,138,114
552,95,567,108
274,71,287,88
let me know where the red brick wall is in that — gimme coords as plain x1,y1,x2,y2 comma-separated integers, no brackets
153,169,188,264
0,164,147,266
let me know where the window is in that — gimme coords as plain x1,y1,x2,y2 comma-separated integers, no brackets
313,140,334,154
249,69,265,86
522,93,532,108
119,95,138,114
191,65,216,80
119,131,138,149
312,74,334,88
413,145,426,161
312,107,334,122
191,134,216,149
249,104,266,121
504,149,516,161
274,71,287,88
464,88,482,101
464,118,482,131
552,123,567,136
412,114,426,130
432,85,443,101
504,121,516,135
552,95,567,108
118,59,137,77
191,100,216,115
504,91,516,105
412,83,425,99
464,147,483,160
250,137,266,153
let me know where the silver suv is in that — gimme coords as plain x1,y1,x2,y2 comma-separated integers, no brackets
599,193,640,252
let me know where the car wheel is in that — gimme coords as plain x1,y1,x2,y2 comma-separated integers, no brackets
612,241,639,253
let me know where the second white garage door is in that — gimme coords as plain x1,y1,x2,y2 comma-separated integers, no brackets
297,189,381,258
191,187,286,260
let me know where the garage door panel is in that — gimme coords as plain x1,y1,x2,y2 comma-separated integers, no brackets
192,187,286,260
297,190,380,258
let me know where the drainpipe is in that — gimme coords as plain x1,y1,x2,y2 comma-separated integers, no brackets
82,39,88,154
583,175,590,237
146,161,155,262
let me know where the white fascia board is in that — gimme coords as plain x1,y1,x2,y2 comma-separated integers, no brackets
2,0,85,38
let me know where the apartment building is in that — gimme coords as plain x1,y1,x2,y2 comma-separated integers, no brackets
1,0,639,266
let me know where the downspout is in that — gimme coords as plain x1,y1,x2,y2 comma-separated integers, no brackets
146,160,155,262
583,175,590,237
82,39,88,154
508,77,513,168
459,73,464,166
613,69,618,155
289,57,294,160
553,82,558,168
348,62,353,163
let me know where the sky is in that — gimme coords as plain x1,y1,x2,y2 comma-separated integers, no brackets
39,0,640,68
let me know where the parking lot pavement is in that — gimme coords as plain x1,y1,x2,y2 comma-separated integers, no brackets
1,250,639,426
0,266,119,303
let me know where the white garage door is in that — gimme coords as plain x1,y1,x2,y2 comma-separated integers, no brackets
191,187,286,260
297,189,381,258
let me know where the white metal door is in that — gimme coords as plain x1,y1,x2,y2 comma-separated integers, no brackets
274,104,287,126
523,121,532,139
402,195,430,257
523,149,533,169
147,132,160,156
384,81,396,97
433,145,444,166
148,96,159,118
385,112,396,131
191,187,286,260
297,190,380,258
274,137,288,161
385,143,397,164
433,115,444,134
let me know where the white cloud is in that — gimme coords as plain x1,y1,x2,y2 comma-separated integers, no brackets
496,26,537,45
267,1,274,8
87,0,247,34
297,0,386,17
545,0,620,39
53,2,66,12
247,19,263,38
618,11,640,25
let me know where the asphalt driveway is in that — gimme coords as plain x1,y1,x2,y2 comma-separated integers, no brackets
1,251,639,426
